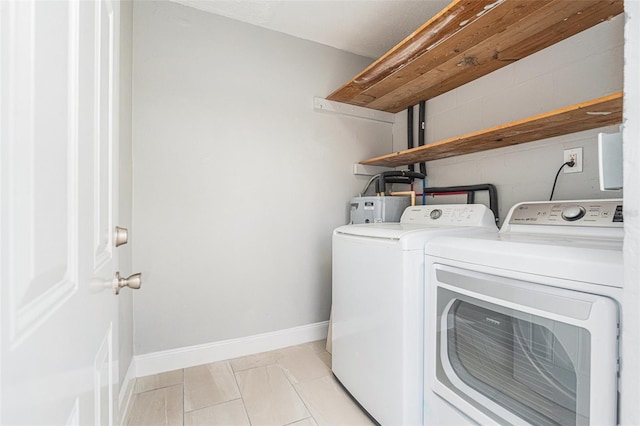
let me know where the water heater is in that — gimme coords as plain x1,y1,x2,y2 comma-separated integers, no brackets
349,196,410,224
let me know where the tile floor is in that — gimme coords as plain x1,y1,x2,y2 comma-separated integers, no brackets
125,340,376,426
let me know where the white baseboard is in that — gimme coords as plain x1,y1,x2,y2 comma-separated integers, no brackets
118,359,136,425
135,321,329,377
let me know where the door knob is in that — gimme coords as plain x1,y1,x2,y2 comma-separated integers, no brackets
113,272,142,295
114,226,129,247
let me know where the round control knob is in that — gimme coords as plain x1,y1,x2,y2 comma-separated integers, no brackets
561,205,586,221
430,209,442,220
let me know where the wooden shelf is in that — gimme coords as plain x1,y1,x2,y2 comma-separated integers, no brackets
360,92,623,167
327,0,623,113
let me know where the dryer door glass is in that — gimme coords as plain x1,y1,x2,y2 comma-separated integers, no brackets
447,299,590,425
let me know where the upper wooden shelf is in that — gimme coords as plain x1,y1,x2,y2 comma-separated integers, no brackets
327,0,623,113
360,92,623,167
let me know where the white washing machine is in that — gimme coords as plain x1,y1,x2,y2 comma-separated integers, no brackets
424,199,623,426
332,204,497,425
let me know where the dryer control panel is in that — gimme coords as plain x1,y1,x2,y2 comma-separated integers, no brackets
508,200,623,227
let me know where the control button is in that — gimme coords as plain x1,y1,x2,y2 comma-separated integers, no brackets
561,205,586,221
614,205,624,223
430,209,442,220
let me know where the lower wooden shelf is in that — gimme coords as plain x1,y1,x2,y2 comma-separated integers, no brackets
360,92,623,167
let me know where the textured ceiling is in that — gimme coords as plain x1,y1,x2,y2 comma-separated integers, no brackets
169,0,450,59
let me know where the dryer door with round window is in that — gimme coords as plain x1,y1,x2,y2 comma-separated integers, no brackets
431,266,619,426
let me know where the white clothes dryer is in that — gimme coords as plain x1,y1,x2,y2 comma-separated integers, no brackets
332,204,497,425
424,200,623,426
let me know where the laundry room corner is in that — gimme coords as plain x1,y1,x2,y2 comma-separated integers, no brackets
130,1,393,361
6,1,640,424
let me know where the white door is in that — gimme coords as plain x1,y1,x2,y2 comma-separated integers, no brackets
1,1,122,424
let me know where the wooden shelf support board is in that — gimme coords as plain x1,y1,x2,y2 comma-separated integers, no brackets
327,0,623,113
360,92,623,167
313,97,395,123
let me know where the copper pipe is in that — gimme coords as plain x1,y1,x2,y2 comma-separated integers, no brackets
390,191,416,206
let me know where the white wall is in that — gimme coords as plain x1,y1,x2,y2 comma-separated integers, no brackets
392,15,624,224
621,2,640,424
132,1,390,355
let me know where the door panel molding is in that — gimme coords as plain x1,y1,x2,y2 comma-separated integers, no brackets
65,398,80,426
3,0,80,348
94,322,113,426
93,0,115,273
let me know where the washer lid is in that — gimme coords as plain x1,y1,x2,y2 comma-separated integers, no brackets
335,222,444,240
335,204,497,239
425,232,623,288
334,204,497,249
334,223,498,250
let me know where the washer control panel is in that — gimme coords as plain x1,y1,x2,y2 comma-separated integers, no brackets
401,204,496,227
508,200,623,227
